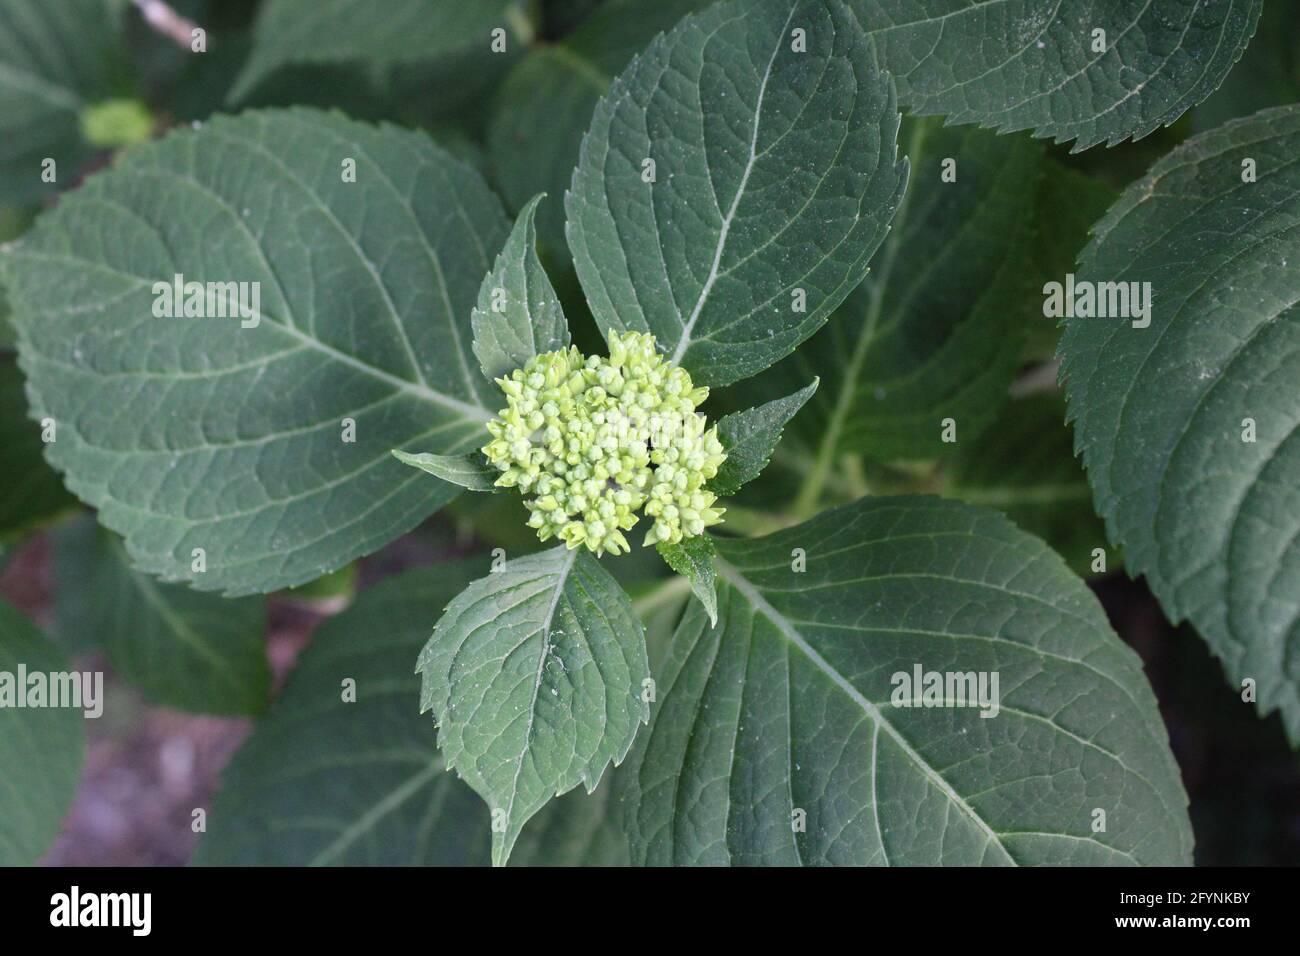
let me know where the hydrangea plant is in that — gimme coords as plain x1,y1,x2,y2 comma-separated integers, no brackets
1,0,1296,872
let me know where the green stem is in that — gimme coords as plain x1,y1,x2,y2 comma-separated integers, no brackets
842,453,872,499
721,504,799,538
504,1,536,45
771,445,862,501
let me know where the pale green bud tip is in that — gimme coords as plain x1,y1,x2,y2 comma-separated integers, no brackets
480,331,727,556
80,99,154,149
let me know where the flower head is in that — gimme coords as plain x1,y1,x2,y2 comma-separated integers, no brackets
482,331,726,555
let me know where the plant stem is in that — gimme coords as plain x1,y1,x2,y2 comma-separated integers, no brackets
721,504,799,537
504,1,536,46
842,453,871,499
1010,358,1063,397
131,0,200,51
770,445,862,501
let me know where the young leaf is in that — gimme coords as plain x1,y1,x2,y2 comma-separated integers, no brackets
195,560,621,866
470,194,569,382
846,0,1263,151
229,0,535,103
418,545,649,866
392,449,499,492
621,496,1193,865
488,0,717,253
0,0,130,206
1060,104,1300,744
656,536,718,627
711,378,818,498
566,0,908,387
3,108,510,595
52,516,270,716
0,600,85,865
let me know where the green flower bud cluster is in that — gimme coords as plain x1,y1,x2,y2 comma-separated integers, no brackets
482,331,726,555
79,99,154,149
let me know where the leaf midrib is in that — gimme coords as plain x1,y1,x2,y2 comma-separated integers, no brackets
714,554,1017,865
948,481,1093,507
669,2,796,368
498,548,578,865
307,760,443,866
11,240,490,426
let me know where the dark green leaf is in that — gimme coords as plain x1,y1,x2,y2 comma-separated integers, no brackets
489,0,716,253
195,560,492,865
52,516,270,715
418,545,648,865
392,449,498,493
4,108,510,595
196,558,629,865
1060,105,1300,743
940,393,1110,578
543,0,607,37
622,496,1193,865
847,0,1263,151
0,358,76,540
1020,162,1118,360
0,600,84,865
656,535,717,627
1193,0,1299,132
752,120,1043,504
508,775,629,866
566,0,908,387
229,0,536,103
0,0,130,206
